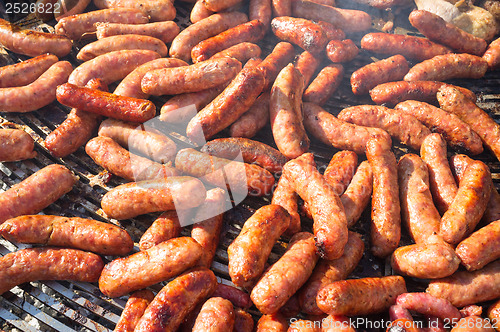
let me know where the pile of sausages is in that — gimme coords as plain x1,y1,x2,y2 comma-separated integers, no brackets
2,0,500,330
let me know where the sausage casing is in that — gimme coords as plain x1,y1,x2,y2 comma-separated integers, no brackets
0,128,36,162
114,290,155,332
192,297,235,332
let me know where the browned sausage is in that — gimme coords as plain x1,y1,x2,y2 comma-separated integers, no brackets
191,188,226,268
99,237,203,298
68,50,160,87
409,10,487,56
228,204,290,288
54,8,149,41
192,297,235,332
210,42,261,64
283,153,348,260
257,42,296,90
450,316,496,332
191,0,214,23
361,32,452,62
93,0,175,22
303,102,390,154
201,137,288,174
396,293,461,322
250,0,272,27
299,231,364,315
56,83,156,123
233,308,255,332
229,91,270,138
202,0,242,11
316,21,345,41
272,174,301,236
294,51,322,87
98,119,176,164
370,81,476,106
212,283,252,309
0,247,104,295
191,20,267,63
398,153,441,244
95,21,180,44
174,148,275,196
0,61,73,113
0,54,58,88
0,164,77,224
141,57,241,96
114,290,155,332
338,105,431,150
134,268,218,332
439,160,491,244
404,54,488,82
0,215,133,256
270,63,309,159
482,37,500,70
395,101,483,155
316,276,407,316
100,176,207,220
0,128,36,162
350,0,410,8
251,232,319,314
85,136,179,182
366,136,401,258
325,40,359,63
455,219,500,271
139,211,181,251
271,17,328,55
0,18,72,57
391,242,460,279
438,86,500,163
256,313,288,331
45,78,107,158
426,260,500,307
186,66,265,144
272,0,291,17
292,0,372,33
487,300,500,332
303,64,344,105
351,55,409,95
322,151,357,197
169,11,248,62
341,161,373,228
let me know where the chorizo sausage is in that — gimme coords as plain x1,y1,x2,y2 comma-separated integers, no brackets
210,42,261,63
482,36,500,70
229,90,270,138
303,64,344,106
192,297,235,332
271,174,301,236
294,51,322,87
271,17,328,55
0,128,36,162
256,313,288,332
341,160,373,228
211,283,252,309
114,290,155,332
139,211,182,251
250,0,272,27
325,39,359,63
257,41,296,90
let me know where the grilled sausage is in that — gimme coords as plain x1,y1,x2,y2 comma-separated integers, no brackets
68,50,160,87
233,308,255,332
303,64,344,105
0,164,77,224
192,297,235,332
303,102,390,154
323,150,358,196
0,18,72,57
404,54,488,82
203,0,242,11
57,83,156,123
211,43,261,63
169,11,248,62
439,160,491,244
212,283,252,309
366,136,401,258
186,66,265,144
271,17,328,55
99,237,203,298
409,10,487,56
133,268,218,332
361,32,452,62
85,136,178,181
251,232,319,314
201,137,288,174
316,276,407,316
338,105,431,150
395,100,483,155
398,153,441,244
0,61,72,113
228,204,290,288
370,81,476,106
191,0,214,23
95,21,180,44
100,176,207,220
325,39,359,63
426,260,500,307
299,231,364,315
93,0,175,22
191,20,266,63
272,174,301,235
396,293,461,322
482,37,500,70
351,55,409,95
0,247,104,295
257,42,296,90
250,0,272,27
341,161,373,228
256,313,288,331
294,51,322,87
114,290,155,332
139,211,182,251
391,242,460,279
229,90,270,138
175,148,274,196
55,8,149,41
0,215,133,256
0,54,58,88
455,219,500,271
487,300,500,332
0,128,36,162
283,153,348,260
45,78,107,158
270,63,309,159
